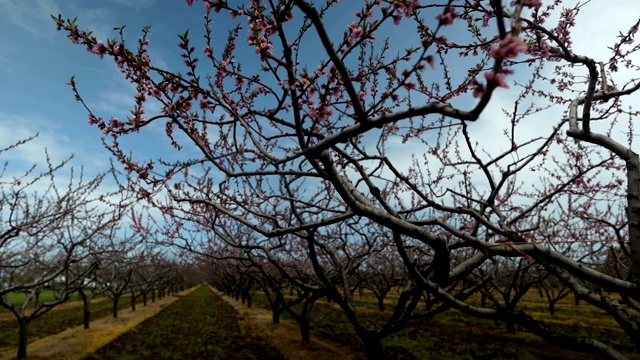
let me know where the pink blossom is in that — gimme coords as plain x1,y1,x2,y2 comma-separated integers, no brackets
472,84,485,98
67,34,80,44
348,22,364,39
482,11,494,28
204,45,213,57
484,70,509,88
436,6,458,26
490,34,527,59
403,82,416,90
425,55,435,69
284,10,294,21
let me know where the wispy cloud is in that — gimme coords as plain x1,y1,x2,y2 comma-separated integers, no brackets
0,112,112,175
0,0,62,39
114,0,156,10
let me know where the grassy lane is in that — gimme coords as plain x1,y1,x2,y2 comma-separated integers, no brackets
0,290,83,311
0,295,147,349
84,287,285,360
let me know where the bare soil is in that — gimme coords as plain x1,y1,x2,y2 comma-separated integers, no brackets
212,289,360,360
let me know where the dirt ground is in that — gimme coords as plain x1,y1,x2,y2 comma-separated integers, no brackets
211,288,360,360
0,287,358,360
0,288,194,360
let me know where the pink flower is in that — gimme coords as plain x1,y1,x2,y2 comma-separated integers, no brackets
348,22,364,39
204,45,213,57
150,88,162,99
484,70,509,88
472,85,485,98
490,34,527,59
425,55,435,69
403,82,416,90
67,33,82,44
436,6,458,26
284,10,294,21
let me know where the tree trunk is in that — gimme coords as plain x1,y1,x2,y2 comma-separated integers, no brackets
131,292,136,311
151,290,155,303
34,290,41,309
112,295,120,318
83,304,91,329
299,317,311,343
272,307,280,324
549,301,556,316
363,335,385,360
246,293,252,308
143,292,147,306
17,319,29,360
79,289,91,329
626,155,640,281
377,296,385,312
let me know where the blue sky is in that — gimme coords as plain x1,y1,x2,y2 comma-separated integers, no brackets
0,0,412,174
1,0,639,202
1,0,205,173
0,0,447,183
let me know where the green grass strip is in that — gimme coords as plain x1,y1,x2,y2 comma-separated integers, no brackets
84,286,285,360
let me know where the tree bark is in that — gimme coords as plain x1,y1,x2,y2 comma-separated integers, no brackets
626,155,640,281
377,296,385,312
363,335,385,360
83,304,91,329
299,317,311,343
79,289,91,329
112,295,120,318
17,319,29,360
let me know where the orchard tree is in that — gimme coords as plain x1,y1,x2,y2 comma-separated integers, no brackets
56,0,640,359
0,138,129,359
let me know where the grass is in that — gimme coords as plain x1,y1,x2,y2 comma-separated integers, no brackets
0,293,147,349
84,286,285,360
252,290,640,360
2,289,82,309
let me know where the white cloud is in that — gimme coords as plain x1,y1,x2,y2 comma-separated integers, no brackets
114,0,156,10
0,0,62,39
